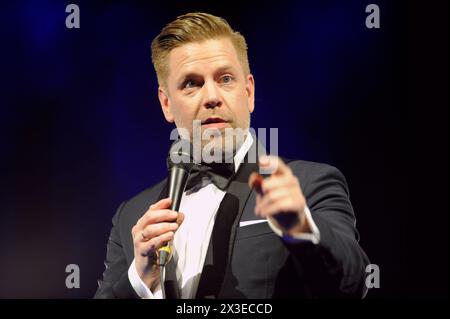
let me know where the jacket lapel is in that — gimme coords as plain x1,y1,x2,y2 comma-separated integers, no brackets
224,161,258,261
226,136,267,261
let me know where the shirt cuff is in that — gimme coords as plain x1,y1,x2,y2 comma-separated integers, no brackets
128,259,163,299
267,206,320,244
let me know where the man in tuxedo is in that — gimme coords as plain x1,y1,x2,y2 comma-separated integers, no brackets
94,12,370,299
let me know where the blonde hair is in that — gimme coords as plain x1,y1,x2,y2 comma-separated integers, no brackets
151,12,250,89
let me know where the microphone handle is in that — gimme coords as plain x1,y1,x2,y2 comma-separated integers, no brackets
158,166,190,265
168,166,190,211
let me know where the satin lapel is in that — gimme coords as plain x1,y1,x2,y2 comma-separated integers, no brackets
225,136,267,261
225,162,257,261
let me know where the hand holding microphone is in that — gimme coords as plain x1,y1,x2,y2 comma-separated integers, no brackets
131,197,184,289
132,138,194,291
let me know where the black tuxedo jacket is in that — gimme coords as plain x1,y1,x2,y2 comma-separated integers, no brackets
94,152,369,299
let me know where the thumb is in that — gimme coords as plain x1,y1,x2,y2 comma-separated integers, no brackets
176,212,185,227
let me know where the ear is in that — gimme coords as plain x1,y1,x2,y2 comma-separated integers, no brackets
245,74,255,113
158,86,174,123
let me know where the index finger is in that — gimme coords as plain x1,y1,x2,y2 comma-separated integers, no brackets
258,155,291,176
150,198,172,211
136,198,172,227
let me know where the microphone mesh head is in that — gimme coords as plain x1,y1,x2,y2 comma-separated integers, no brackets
166,138,196,172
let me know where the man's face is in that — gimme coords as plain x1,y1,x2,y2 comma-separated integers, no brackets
158,37,255,156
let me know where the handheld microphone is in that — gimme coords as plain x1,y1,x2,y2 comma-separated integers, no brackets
158,139,195,267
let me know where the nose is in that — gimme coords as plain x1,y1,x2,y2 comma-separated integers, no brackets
203,80,222,109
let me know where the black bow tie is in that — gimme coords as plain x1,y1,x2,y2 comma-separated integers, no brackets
185,161,235,191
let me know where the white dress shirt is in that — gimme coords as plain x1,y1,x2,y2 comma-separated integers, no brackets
128,134,320,298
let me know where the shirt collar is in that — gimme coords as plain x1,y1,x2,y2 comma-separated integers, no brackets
233,133,254,173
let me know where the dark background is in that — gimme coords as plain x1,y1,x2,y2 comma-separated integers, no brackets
0,1,447,299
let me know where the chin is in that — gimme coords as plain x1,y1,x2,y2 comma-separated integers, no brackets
198,135,232,163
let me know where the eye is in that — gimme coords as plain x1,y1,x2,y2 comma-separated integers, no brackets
220,75,233,84
184,79,198,89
